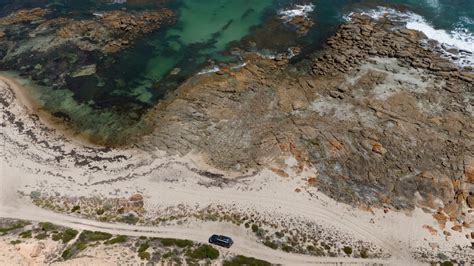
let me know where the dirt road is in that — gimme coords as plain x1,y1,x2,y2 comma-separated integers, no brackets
0,203,398,265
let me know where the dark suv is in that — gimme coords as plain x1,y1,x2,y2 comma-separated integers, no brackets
208,234,234,248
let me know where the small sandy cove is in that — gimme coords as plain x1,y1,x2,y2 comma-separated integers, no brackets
0,74,472,265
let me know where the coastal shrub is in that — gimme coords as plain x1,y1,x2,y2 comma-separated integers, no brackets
251,224,259,233
343,246,353,255
30,191,41,199
244,222,250,228
321,242,331,250
35,233,48,240
314,247,326,256
175,239,194,248
71,205,80,213
162,251,175,259
275,231,284,238
20,230,32,238
61,249,72,260
282,244,293,253
138,242,150,253
138,251,151,260
105,235,127,245
52,233,62,241
62,229,78,243
96,209,105,215
441,261,454,266
120,213,139,224
39,222,57,231
188,244,219,260
223,255,271,266
10,240,21,245
76,242,88,251
360,248,369,258
256,228,266,238
263,241,278,250
80,231,112,242
159,238,193,247
0,221,29,235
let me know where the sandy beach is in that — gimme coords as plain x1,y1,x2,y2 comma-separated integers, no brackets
1,73,472,265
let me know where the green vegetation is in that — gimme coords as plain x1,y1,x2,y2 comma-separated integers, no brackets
138,251,151,260
343,246,353,255
61,230,112,260
224,255,271,266
138,241,150,253
51,229,78,243
71,205,80,213
62,249,72,260
20,230,32,238
52,233,62,241
35,232,49,240
0,221,29,235
76,242,88,251
159,238,193,248
10,240,21,245
119,213,139,224
39,222,57,231
282,244,293,253
162,251,175,259
441,261,454,266
274,231,284,238
62,229,78,243
187,244,219,260
79,231,112,242
263,241,278,250
135,241,152,261
105,235,128,245
321,242,331,250
251,224,259,233
360,248,369,259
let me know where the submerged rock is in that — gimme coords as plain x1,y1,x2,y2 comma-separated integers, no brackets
71,64,96,78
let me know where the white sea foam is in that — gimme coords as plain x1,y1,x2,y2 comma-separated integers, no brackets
197,66,220,75
278,4,315,22
197,62,248,75
424,0,441,12
231,62,248,70
346,7,474,68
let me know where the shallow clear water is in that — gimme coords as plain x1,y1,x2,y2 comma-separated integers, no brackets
1,0,473,144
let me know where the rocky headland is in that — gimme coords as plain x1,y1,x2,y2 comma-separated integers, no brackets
146,14,473,218
0,6,473,266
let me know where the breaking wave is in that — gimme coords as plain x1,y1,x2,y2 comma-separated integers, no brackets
278,4,315,22
347,7,474,68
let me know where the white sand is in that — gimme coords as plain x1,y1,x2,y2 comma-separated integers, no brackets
0,75,472,265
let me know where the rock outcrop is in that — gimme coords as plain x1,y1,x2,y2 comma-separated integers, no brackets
144,14,473,227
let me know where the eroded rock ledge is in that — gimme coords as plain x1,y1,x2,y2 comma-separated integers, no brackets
145,14,473,226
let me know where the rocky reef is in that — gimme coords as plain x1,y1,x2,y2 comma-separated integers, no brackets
0,7,176,145
0,6,174,76
144,14,473,229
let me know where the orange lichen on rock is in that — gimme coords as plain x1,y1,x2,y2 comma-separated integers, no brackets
271,168,289,178
422,225,438,236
